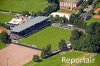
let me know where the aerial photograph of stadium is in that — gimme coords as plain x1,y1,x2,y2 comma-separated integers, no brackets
0,0,100,66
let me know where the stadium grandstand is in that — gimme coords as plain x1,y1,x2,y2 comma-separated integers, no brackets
10,16,50,39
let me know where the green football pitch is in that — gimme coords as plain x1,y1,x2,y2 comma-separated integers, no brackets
19,26,71,50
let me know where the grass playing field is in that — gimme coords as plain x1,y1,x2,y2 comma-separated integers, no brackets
0,13,14,23
0,0,48,12
19,26,71,50
24,51,98,66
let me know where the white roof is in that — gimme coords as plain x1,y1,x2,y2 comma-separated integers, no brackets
49,12,71,20
8,18,22,25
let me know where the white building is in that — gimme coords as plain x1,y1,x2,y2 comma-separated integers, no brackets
49,12,71,20
8,18,22,25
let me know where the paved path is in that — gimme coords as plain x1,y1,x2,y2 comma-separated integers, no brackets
0,44,41,66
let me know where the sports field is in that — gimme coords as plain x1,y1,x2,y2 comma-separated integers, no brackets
0,13,14,23
24,51,97,66
0,0,48,12
19,26,71,50
0,44,41,66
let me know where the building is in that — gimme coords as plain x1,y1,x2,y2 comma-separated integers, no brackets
8,16,29,29
49,12,71,20
60,0,83,10
10,16,50,39
94,8,100,19
8,18,23,29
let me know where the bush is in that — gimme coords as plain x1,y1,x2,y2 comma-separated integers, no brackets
33,55,40,62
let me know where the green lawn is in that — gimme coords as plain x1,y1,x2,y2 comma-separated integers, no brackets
0,0,48,12
80,54,100,66
0,42,7,50
24,51,84,66
59,9,77,14
0,13,14,23
86,17,100,25
19,26,71,50
24,51,98,66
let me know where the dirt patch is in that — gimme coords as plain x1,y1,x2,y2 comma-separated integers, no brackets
0,44,41,66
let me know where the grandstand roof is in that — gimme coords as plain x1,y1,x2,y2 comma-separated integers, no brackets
11,16,48,32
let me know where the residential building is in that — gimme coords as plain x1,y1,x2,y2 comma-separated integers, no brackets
60,0,83,10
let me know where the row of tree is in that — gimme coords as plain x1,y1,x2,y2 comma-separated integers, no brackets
49,15,68,23
49,14,86,28
70,22,100,53
33,39,68,62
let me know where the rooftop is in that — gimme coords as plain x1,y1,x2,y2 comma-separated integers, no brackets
11,16,48,32
80,13,89,18
94,8,100,14
8,18,22,25
61,0,81,3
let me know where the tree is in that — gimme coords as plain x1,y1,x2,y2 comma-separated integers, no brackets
58,39,67,51
0,22,9,29
33,55,40,62
87,0,93,5
46,44,52,56
49,15,55,22
62,16,68,24
86,22,100,35
22,11,30,16
47,0,59,4
78,8,83,15
71,22,100,53
43,4,58,16
69,14,86,28
70,30,84,50
41,44,52,59
0,32,10,44
70,30,83,42
54,15,60,23
41,48,46,59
